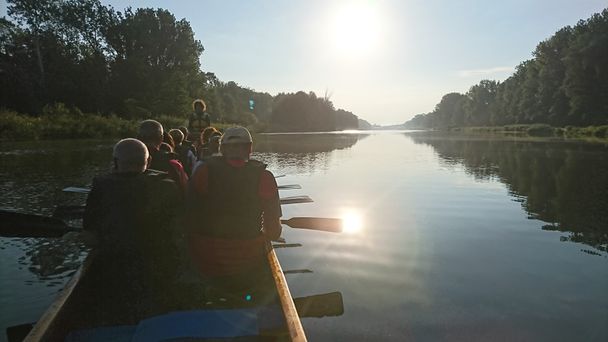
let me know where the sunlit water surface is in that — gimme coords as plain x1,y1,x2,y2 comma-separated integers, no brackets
1,132,607,341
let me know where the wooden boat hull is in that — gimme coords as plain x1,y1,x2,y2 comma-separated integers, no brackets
23,244,306,341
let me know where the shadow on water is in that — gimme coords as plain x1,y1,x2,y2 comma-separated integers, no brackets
407,132,608,253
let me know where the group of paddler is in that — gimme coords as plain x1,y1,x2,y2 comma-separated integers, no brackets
0,98,346,341
80,99,285,319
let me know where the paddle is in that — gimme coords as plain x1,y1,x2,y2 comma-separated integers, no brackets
0,211,76,238
283,269,313,274
277,184,302,190
62,183,302,194
293,291,344,318
280,217,342,233
53,195,313,220
0,210,342,238
277,196,313,205
6,323,34,342
272,243,303,249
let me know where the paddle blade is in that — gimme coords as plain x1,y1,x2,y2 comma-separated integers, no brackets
281,217,343,233
62,186,90,194
277,184,302,190
0,210,71,238
53,205,85,220
294,292,344,318
6,322,34,342
272,243,303,249
279,196,313,205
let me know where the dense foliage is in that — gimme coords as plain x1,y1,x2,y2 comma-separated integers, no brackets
272,91,359,132
405,9,608,129
0,0,364,133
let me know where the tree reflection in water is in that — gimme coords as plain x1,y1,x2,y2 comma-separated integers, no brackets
253,132,366,175
409,133,608,252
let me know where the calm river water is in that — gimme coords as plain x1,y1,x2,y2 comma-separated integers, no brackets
1,131,607,341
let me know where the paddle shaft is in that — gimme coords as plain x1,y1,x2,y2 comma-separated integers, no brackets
52,196,313,219
63,183,301,193
1,212,340,238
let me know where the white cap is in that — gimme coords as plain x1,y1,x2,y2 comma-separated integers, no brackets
220,126,253,145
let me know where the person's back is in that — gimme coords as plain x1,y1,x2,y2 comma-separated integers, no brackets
186,127,282,280
82,138,182,321
170,128,193,176
84,170,180,262
191,156,265,239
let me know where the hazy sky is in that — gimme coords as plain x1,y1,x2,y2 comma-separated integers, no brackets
2,1,606,124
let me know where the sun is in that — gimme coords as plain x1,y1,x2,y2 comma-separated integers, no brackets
329,3,384,59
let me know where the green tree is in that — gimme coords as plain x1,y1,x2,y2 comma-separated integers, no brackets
106,8,204,117
463,80,499,126
563,10,608,125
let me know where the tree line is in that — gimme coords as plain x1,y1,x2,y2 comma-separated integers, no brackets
405,9,608,129
0,0,364,132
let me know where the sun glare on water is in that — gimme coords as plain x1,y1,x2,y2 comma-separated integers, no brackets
329,2,385,60
342,211,364,234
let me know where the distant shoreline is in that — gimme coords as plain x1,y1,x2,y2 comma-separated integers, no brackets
402,124,608,141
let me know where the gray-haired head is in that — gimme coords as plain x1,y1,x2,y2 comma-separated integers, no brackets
113,138,149,173
138,119,163,148
168,128,184,145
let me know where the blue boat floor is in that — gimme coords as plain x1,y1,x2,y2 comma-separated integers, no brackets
66,305,285,342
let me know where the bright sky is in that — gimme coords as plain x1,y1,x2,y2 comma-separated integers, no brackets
2,1,606,125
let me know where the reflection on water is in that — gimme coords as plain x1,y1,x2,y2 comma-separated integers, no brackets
0,140,113,215
253,133,366,175
2,132,607,341
340,209,364,234
255,132,364,153
409,133,608,252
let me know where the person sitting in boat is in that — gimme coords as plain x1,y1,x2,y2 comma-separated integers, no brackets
138,120,188,192
186,126,282,293
161,131,176,152
198,127,222,160
178,126,194,151
169,128,193,176
191,127,222,174
82,138,183,319
178,126,198,175
188,99,211,140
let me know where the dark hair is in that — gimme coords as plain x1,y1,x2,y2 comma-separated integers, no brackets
178,126,189,137
159,142,173,152
163,131,175,149
201,127,220,144
192,99,206,112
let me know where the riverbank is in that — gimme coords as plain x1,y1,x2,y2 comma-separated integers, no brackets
0,108,239,142
448,124,608,140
